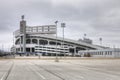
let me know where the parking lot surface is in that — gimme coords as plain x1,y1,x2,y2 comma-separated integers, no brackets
0,59,120,80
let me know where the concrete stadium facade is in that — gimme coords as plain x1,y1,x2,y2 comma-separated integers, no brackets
13,16,104,56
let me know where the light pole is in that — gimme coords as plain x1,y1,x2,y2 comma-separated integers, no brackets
99,37,102,46
13,32,15,57
55,21,59,62
84,33,87,39
2,44,4,54
61,23,66,57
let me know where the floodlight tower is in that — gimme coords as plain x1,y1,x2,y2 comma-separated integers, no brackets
84,33,87,39
61,23,66,57
99,37,102,46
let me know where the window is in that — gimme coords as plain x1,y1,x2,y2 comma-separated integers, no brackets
26,39,31,44
32,39,38,44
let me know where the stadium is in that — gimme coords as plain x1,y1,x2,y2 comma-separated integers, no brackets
13,16,106,56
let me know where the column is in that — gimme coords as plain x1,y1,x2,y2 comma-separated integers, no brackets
20,36,22,53
74,47,76,57
30,48,32,53
37,39,39,46
47,40,50,45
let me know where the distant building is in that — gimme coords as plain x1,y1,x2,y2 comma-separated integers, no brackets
78,38,93,44
78,48,120,58
13,16,104,56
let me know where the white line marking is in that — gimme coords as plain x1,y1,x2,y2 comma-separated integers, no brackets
35,71,46,79
27,62,46,79
79,76,84,79
0,72,7,80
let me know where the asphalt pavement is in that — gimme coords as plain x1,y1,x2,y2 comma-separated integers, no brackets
0,59,120,80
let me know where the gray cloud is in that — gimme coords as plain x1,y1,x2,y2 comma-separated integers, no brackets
0,0,120,49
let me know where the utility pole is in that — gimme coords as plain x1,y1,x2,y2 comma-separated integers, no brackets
55,21,59,62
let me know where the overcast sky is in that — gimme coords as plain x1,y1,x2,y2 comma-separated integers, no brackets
0,0,120,51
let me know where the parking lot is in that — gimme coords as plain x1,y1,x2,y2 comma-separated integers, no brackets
0,58,120,80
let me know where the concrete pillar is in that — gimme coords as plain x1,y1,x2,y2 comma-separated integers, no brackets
74,47,76,56
31,38,32,44
30,48,32,53
47,40,50,45
20,36,22,53
20,15,26,54
37,39,39,45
